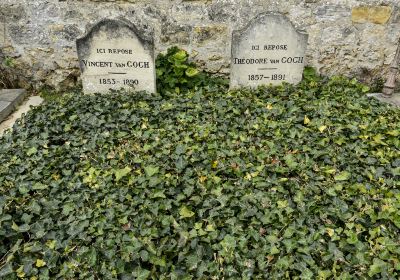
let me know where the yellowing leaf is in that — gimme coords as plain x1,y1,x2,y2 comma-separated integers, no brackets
266,103,273,110
387,130,399,136
179,206,195,218
277,200,288,208
318,125,327,132
115,166,132,182
304,115,311,125
211,160,218,169
372,134,387,145
334,171,351,181
46,240,57,250
326,228,335,237
36,259,46,267
270,246,280,255
206,224,215,232
324,168,336,175
16,265,25,278
199,176,207,183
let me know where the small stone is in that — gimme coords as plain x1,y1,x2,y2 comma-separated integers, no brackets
160,23,191,44
351,6,392,24
209,55,222,61
193,25,228,45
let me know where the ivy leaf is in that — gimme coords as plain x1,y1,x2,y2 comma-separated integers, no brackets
271,246,280,255
185,67,199,77
326,228,335,237
334,171,351,181
11,221,19,231
115,166,132,182
133,268,151,280
144,165,159,177
318,125,327,132
172,50,187,61
284,154,298,169
179,206,195,218
27,147,37,156
32,183,48,190
36,259,46,268
368,258,386,277
0,263,13,277
361,85,370,93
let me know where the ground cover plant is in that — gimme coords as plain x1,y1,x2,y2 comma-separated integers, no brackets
0,67,400,279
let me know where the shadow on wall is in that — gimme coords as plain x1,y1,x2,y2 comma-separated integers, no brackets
0,49,18,89
0,10,17,89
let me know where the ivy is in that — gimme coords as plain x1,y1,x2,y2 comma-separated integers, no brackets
155,46,228,96
0,73,399,279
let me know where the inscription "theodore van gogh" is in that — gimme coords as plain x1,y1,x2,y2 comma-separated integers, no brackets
233,57,304,64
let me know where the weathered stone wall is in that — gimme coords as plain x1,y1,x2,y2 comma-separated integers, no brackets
0,0,399,90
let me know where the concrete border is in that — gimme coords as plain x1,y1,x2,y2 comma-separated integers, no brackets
367,93,400,107
0,89,27,122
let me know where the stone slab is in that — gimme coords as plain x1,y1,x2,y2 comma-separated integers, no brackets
0,89,27,102
0,100,12,123
230,12,308,89
367,93,400,107
0,89,27,123
76,18,156,94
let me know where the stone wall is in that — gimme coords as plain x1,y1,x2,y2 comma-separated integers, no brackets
0,0,399,90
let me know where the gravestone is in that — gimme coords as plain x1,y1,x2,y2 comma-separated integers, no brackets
230,12,308,89
76,18,155,94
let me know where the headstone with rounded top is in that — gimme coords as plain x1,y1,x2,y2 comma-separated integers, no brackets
230,12,308,89
76,18,156,94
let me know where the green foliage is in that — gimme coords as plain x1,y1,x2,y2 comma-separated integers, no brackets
0,75,400,279
155,46,228,96
0,52,17,89
370,77,385,93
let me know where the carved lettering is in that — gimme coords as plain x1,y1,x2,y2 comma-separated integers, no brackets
230,13,308,88
76,19,156,93
82,60,113,68
108,48,133,55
